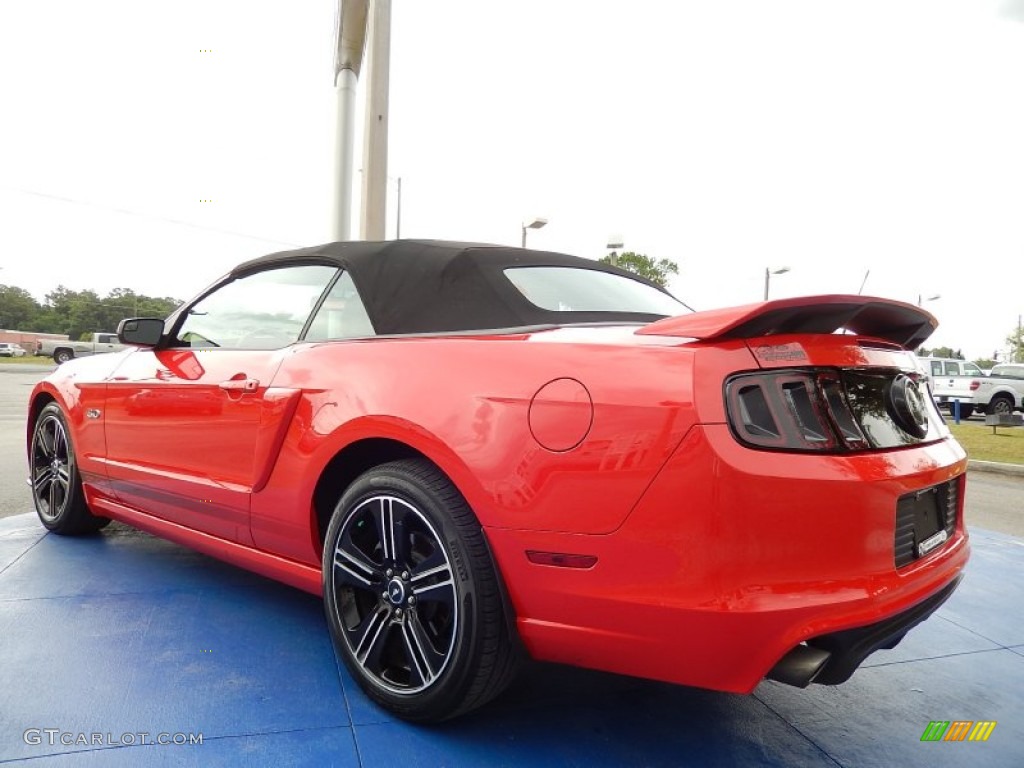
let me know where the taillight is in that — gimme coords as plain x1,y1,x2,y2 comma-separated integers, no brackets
727,371,841,451
726,369,890,452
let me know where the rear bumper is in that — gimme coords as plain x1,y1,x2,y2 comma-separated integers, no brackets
486,424,970,693
769,572,963,687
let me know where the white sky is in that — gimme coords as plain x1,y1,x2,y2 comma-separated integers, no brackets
1,0,1022,359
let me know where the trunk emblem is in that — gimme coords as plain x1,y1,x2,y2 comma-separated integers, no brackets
887,375,929,439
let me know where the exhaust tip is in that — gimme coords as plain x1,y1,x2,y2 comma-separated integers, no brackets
767,644,832,688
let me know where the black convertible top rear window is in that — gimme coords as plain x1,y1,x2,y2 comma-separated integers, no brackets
233,240,682,335
504,266,684,315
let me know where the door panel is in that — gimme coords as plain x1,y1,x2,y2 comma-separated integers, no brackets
100,264,337,543
103,348,288,543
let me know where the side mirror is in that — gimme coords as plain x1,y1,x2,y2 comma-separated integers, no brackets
117,318,165,347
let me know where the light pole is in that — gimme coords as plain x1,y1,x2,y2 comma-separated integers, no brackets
917,293,941,307
1017,313,1022,363
764,266,790,300
360,0,392,240
606,234,624,266
395,176,401,239
521,217,548,248
331,0,369,241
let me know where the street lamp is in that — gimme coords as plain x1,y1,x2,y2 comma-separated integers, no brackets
521,217,548,248
606,234,624,266
764,266,791,300
917,293,941,307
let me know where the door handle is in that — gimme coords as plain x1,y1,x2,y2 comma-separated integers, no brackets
219,376,259,394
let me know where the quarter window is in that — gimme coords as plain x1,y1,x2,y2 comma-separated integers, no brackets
503,266,683,315
305,272,375,340
176,265,336,350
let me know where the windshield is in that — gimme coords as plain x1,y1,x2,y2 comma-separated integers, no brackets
504,266,683,316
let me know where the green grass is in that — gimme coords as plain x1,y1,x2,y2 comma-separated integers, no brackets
948,423,1024,465
0,355,52,365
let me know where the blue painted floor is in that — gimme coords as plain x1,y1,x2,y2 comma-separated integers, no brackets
1,513,1021,767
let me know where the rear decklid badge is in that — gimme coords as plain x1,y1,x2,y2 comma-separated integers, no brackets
887,374,929,439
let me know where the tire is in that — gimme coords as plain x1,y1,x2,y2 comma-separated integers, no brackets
53,349,74,365
30,403,110,534
322,459,518,722
987,395,1014,417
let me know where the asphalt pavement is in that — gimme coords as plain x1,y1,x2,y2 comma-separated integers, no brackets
0,364,53,518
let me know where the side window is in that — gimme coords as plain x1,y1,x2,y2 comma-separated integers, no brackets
964,364,982,376
176,265,336,350
304,272,375,341
930,362,943,377
944,362,959,376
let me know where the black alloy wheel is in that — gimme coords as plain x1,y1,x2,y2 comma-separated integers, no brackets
30,403,109,534
322,459,518,722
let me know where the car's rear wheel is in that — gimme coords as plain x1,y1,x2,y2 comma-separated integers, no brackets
30,403,109,534
53,349,74,365
322,459,518,722
987,395,1013,416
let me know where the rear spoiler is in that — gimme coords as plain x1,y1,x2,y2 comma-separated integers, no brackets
636,295,937,350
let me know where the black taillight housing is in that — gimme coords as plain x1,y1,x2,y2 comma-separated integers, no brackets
725,369,939,452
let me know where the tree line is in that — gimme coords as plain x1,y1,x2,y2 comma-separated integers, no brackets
0,284,182,341
920,328,1024,366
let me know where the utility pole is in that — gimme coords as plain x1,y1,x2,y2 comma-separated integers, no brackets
331,1,369,241
1018,313,1022,363
395,176,402,239
360,0,392,240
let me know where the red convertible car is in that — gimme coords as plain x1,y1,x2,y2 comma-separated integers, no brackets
27,239,969,721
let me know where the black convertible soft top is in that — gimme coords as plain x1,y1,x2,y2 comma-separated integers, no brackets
233,239,677,335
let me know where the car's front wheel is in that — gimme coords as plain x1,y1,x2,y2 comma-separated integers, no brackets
322,459,518,722
30,403,109,534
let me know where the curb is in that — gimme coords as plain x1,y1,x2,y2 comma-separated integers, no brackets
968,460,1024,478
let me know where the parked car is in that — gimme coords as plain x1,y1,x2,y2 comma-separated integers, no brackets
0,342,27,357
918,357,987,380
918,357,989,418
37,332,125,364
924,357,1023,417
27,240,970,722
972,363,1024,415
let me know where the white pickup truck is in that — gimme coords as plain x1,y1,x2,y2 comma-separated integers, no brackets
977,364,1024,415
37,332,126,365
929,362,1024,418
